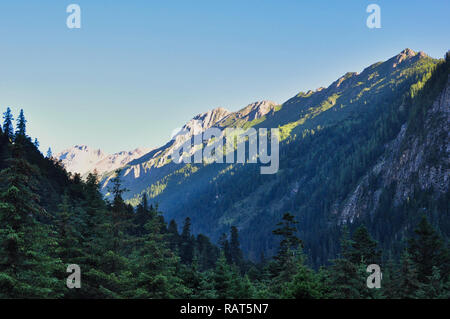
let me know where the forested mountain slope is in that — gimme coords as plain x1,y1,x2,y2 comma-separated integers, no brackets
112,49,449,265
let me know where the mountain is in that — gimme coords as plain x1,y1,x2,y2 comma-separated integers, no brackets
98,100,279,196
95,49,448,264
55,145,151,177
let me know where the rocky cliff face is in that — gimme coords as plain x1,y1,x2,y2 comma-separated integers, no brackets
338,74,450,224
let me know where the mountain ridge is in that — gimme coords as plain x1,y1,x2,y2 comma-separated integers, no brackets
54,49,448,264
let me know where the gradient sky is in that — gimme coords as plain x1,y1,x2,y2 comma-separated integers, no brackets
0,0,449,154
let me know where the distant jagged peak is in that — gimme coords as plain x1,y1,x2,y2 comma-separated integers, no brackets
242,100,277,111
235,100,278,121
192,107,231,122
55,145,152,176
394,48,417,64
173,107,231,139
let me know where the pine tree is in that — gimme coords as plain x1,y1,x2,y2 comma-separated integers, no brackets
196,234,219,271
229,226,244,269
167,219,180,252
397,251,421,299
270,248,298,297
87,170,134,298
219,233,232,264
46,147,53,158
416,266,448,299
272,213,302,264
2,107,14,141
284,248,323,299
181,256,216,298
381,256,399,299
54,193,86,298
180,217,194,264
77,172,114,298
134,193,153,236
351,225,381,265
212,252,233,299
132,216,189,298
326,227,362,299
407,216,447,284
15,109,27,137
229,271,254,298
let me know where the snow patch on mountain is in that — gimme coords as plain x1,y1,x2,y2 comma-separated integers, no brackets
55,145,152,176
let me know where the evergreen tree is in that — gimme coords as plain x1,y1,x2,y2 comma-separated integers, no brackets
269,249,298,297
381,256,399,299
284,248,323,299
134,193,153,236
2,107,14,141
407,216,447,284
54,193,86,298
106,170,133,268
229,271,254,298
132,216,189,298
397,251,421,299
219,233,232,264
196,234,219,271
272,213,302,264
351,225,381,265
212,252,234,299
326,227,362,299
46,147,52,158
181,256,216,298
167,219,180,252
229,226,244,269
416,266,448,299
15,109,27,137
77,172,114,298
180,217,194,264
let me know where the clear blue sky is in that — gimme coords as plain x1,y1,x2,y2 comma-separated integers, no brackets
0,0,448,154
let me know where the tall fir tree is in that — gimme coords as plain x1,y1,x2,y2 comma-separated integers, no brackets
272,213,302,264
2,107,14,141
229,226,244,269
350,225,381,265
397,251,421,299
15,109,27,137
407,216,448,284
180,217,194,264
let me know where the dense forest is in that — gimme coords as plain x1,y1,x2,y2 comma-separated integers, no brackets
0,101,448,298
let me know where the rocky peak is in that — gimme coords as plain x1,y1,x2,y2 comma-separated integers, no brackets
237,100,277,121
392,48,421,67
181,107,231,136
